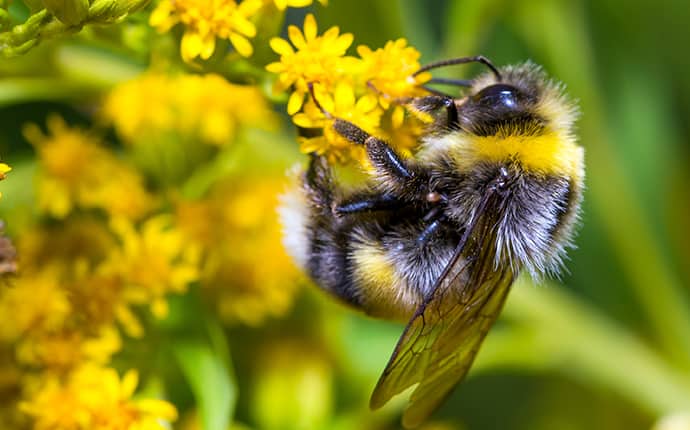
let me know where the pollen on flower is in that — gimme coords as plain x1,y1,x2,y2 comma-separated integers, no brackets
149,0,263,61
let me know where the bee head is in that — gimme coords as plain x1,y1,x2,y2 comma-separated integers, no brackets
459,82,544,137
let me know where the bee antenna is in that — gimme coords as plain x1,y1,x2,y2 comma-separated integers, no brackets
308,82,333,119
414,55,502,82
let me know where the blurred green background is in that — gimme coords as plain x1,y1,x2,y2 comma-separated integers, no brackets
1,0,690,429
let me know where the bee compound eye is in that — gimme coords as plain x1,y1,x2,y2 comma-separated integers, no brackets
472,84,523,111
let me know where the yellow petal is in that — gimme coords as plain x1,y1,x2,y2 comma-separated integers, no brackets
392,105,405,128
303,13,317,41
292,113,317,128
269,37,294,56
121,370,139,398
232,15,257,38
287,91,305,115
356,44,372,57
181,31,202,62
322,26,340,41
152,298,169,318
265,62,286,73
230,33,254,57
287,25,306,49
332,33,354,53
287,0,312,6
199,34,216,59
334,83,354,110
273,0,287,9
314,87,334,113
136,399,178,421
356,93,378,112
149,2,176,31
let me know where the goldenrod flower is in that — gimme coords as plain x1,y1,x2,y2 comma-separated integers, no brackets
357,38,431,128
24,115,153,220
266,13,356,114
21,364,177,430
104,73,276,147
176,177,300,326
357,38,430,104
104,215,199,325
266,15,433,167
0,268,71,342
268,0,327,10
149,0,262,61
15,326,121,370
293,83,381,164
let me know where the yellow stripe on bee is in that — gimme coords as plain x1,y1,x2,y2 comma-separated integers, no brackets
455,131,584,179
351,242,415,320
352,243,397,292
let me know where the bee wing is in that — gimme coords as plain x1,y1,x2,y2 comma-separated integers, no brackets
370,186,516,428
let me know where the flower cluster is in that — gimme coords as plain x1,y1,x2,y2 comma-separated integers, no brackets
175,176,301,326
150,0,326,62
24,115,153,219
21,364,178,430
1,4,453,430
266,14,431,165
103,73,277,148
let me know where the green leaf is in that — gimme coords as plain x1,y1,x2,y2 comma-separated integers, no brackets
173,340,237,430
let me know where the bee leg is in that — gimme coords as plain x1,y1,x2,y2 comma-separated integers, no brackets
332,119,420,185
334,193,404,215
303,153,336,214
417,207,446,245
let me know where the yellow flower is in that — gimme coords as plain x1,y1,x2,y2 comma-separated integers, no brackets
357,38,431,104
23,115,153,220
293,82,381,165
378,109,430,159
357,38,431,129
176,176,301,326
0,162,9,199
15,326,121,370
266,13,356,114
104,215,199,324
104,73,276,147
0,163,10,180
0,268,71,342
21,364,177,430
149,0,263,61
268,0,326,9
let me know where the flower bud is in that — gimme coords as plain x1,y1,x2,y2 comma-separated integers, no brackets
87,0,150,23
42,0,88,26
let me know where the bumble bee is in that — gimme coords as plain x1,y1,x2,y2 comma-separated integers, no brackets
280,57,584,428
